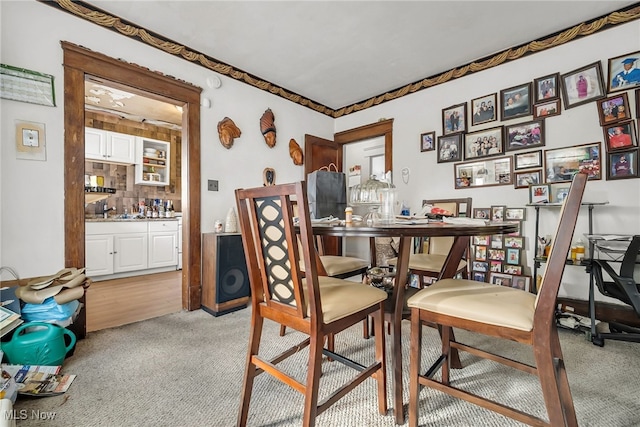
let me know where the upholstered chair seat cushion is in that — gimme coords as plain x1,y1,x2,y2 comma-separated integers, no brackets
407,279,536,331
302,276,387,323
299,255,369,276
388,253,466,273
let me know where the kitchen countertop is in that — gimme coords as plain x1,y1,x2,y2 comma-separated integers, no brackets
86,217,179,222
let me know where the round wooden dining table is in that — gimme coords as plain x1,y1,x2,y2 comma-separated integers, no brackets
309,219,519,425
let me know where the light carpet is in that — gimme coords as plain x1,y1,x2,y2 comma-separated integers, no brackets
12,306,640,426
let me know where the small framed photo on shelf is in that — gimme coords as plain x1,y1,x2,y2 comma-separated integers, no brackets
607,149,639,180
437,134,462,163
533,99,561,119
490,260,502,272
472,235,489,246
529,183,551,204
603,120,637,152
489,272,513,287
504,235,524,249
545,142,602,183
506,248,521,265
560,61,605,109
533,73,560,102
514,150,543,170
420,131,435,152
490,205,506,221
473,272,487,282
472,261,488,272
470,93,498,126
490,235,503,249
504,208,526,221
442,103,467,135
514,169,542,189
511,275,531,292
473,208,490,220
500,82,532,121
475,245,487,261
552,186,571,203
597,93,630,126
488,249,505,261
504,265,523,276
504,120,545,152
463,126,504,160
607,51,640,93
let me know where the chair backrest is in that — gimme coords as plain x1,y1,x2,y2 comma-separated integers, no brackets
619,235,640,280
533,173,587,331
235,182,321,324
422,198,473,255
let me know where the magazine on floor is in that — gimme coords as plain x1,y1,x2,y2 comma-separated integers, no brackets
1,364,76,397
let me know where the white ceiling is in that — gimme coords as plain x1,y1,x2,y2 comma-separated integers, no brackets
85,1,637,110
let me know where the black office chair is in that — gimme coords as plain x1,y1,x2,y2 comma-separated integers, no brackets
590,235,640,346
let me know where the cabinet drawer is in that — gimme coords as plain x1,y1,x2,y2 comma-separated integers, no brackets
148,221,178,232
86,221,148,235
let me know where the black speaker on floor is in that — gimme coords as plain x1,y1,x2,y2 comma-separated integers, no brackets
202,233,250,316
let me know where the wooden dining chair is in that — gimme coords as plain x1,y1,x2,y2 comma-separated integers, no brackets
388,198,472,287
406,172,587,427
235,181,388,427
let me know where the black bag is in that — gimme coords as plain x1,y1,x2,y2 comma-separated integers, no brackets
307,163,346,219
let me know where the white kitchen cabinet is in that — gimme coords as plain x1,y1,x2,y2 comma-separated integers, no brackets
85,234,114,276
135,136,171,186
85,128,136,164
114,233,148,272
148,221,178,268
86,222,148,277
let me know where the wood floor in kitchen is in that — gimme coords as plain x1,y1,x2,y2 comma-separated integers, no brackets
85,270,182,332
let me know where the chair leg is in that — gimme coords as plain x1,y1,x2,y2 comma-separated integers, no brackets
441,325,452,385
372,306,388,415
534,329,577,427
363,317,371,339
279,324,286,337
409,309,423,427
302,331,324,427
237,314,264,427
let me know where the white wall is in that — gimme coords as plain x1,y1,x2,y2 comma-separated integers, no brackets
0,1,333,278
335,21,640,301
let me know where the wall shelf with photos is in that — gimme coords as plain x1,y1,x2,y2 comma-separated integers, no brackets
470,205,531,292
526,201,609,292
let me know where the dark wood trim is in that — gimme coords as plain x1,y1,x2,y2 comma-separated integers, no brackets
334,119,393,173
557,297,640,328
62,41,203,311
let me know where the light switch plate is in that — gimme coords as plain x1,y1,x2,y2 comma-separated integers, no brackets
208,180,218,191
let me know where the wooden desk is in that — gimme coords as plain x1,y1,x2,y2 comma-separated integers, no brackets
309,220,518,424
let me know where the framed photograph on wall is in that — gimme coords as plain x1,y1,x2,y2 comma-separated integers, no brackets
489,272,512,287
603,120,637,152
533,72,560,102
607,149,639,180
560,61,605,109
437,134,462,163
529,183,551,203
514,169,542,188
514,150,542,170
420,131,435,152
552,186,571,203
506,248,520,265
470,93,497,126
463,126,504,160
504,120,545,152
490,205,506,221
490,260,502,272
504,208,526,221
500,82,532,121
454,156,512,188
511,275,531,292
442,103,467,135
533,99,561,119
504,235,524,249
607,51,640,93
597,93,630,125
490,235,503,250
504,265,523,276
545,142,601,183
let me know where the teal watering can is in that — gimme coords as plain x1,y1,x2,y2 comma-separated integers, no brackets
1,322,76,366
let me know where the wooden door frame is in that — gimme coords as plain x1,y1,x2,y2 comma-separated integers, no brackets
62,42,203,310
334,119,393,173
